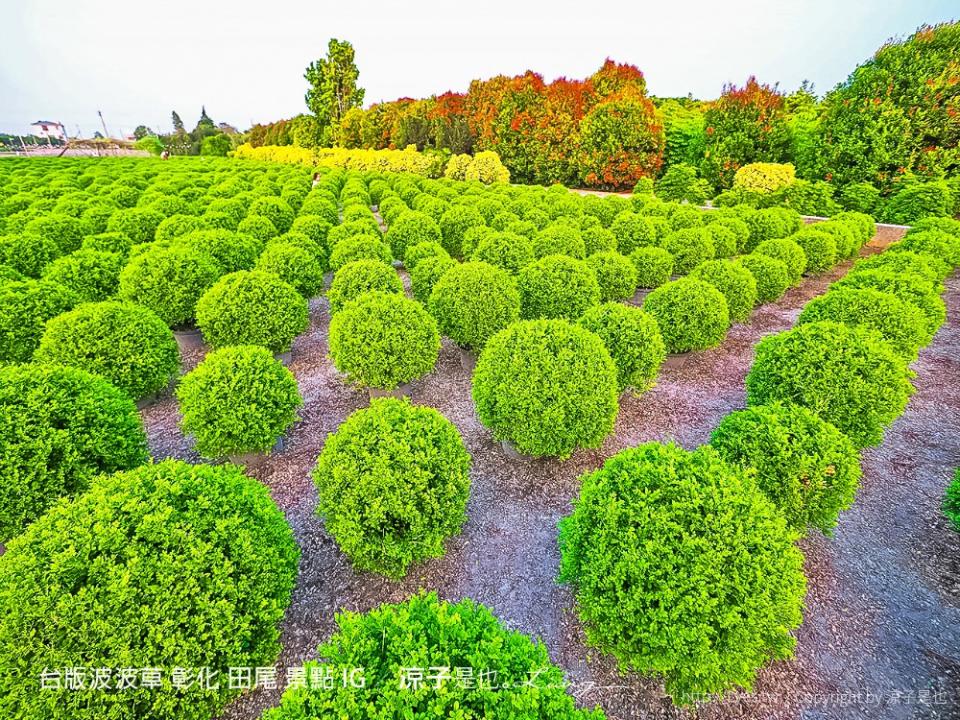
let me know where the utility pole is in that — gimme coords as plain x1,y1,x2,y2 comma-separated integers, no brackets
98,110,109,139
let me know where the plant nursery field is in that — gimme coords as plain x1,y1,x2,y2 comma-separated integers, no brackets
0,156,958,720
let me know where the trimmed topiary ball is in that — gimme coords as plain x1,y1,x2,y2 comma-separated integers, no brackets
81,231,135,257
643,278,730,353
746,321,914,447
0,459,299,720
386,211,442,260
854,250,945,284
611,211,663,254
42,249,123,303
178,346,302,458
754,238,807,286
586,251,638,302
472,319,618,458
471,231,535,274
517,254,601,321
327,259,402,314
737,254,790,304
0,364,148,542
34,301,180,400
255,242,325,298
312,399,471,578
237,214,279,242
403,239,450,271
532,224,586,259
690,259,758,323
177,229,264,274
790,228,838,274
896,229,960,269
629,246,674,288
249,196,296,233
798,287,928,361
196,270,308,354
704,223,738,258
118,244,219,328
662,228,715,275
24,213,86,254
428,261,520,352
439,205,485,257
106,206,164,244
583,225,617,255
836,268,945,341
0,280,76,363
260,591,604,720
329,291,440,390
328,235,392,273
0,231,60,278
558,442,805,703
711,403,861,534
409,254,457,304
580,303,664,393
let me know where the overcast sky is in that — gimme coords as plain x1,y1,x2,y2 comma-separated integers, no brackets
0,0,955,138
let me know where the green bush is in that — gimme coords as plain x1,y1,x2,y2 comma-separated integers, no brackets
261,592,603,720
177,229,263,274
256,242,325,297
711,403,861,533
811,219,858,259
329,291,440,390
883,181,954,225
0,265,24,284
24,213,86,254
471,231,535,274
709,215,751,253
629,246,674,288
237,214,279,242
744,208,793,251
655,163,711,204
690,259,758,323
196,270,308,354
704,222,738,258
178,346,302,457
313,399,471,578
472,319,618,458
409,254,457,304
798,287,928,361
896,229,960,268
586,251,638,302
737,254,790,303
329,235,392,272
428,261,520,352
836,268,945,340
0,460,298,720
0,231,60,278
909,216,960,237
854,250,945,284
439,205,485,257
668,204,706,230
460,225,495,257
42,249,123,303
610,211,664,254
517,254,601,321
155,213,207,243
643,278,730,353
386,211,442,260
839,182,881,215
789,228,838,274
265,231,327,269
404,240,450,270
81,231,135,257
580,303,665,393
754,238,807,285
832,211,876,246
0,364,147,542
558,442,805,702
249,196,296,233
746,321,913,447
532,224,586,259
35,301,180,400
945,469,960,533
290,215,331,246
327,259,402,314
582,225,617,255
662,228,714,274
106,206,164,244
118,244,219,327
0,280,76,363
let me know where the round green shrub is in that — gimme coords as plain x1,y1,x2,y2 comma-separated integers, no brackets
312,399,471,577
662,228,715,274
558,442,805,702
611,211,663,254
832,211,876,246
0,280,76,363
24,213,86,253
106,206,164,244
711,403,861,534
897,229,960,268
404,240,450,270
580,303,665,393
0,232,60,278
643,278,730,353
517,254,601,321
439,205,485,257
811,219,858,259
798,287,928,360
0,264,24,284
746,321,914,447
459,225,496,257
237,214,279,242
471,231,535,274
81,231,134,257
248,196,296,233
326,221,381,251
586,251,638,302
155,213,206,243
0,364,147,542
532,224,586,259
854,249,945,283
472,319,618,458
428,262,520,351
0,459,299,720
290,215,331,245
790,228,838,274
265,231,327,269
839,182,881,214
629,246,674,288
754,238,807,285
837,268,945,340
410,254,458,304
583,225,617,255
705,223,738,258
42,249,123,303
668,204,706,230
329,235,392,272
737,254,790,304
945,469,960,533
327,259,402,314
255,242,325,297
118,244,219,328
35,301,180,399
260,591,603,720
744,208,791,251
329,291,440,390
196,270,308,354
710,215,751,253
178,346,302,457
690,259,758,324
178,229,263,274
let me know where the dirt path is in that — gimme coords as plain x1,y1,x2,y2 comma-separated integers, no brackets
140,245,959,720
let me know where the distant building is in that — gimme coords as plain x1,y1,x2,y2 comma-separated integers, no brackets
30,120,67,141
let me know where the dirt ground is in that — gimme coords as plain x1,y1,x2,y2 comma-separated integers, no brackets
140,230,960,720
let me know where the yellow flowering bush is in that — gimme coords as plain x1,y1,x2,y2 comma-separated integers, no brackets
733,163,796,194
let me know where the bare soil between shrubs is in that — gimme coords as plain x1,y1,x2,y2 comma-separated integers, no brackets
139,225,960,720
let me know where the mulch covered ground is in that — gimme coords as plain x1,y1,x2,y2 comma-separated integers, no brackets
140,229,960,720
